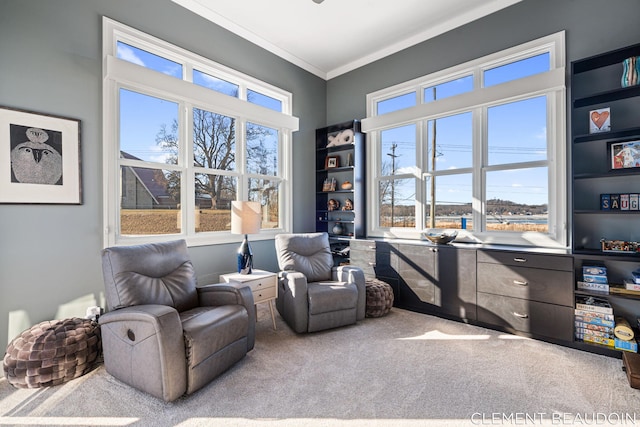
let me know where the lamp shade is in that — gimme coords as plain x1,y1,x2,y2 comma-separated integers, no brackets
231,201,262,235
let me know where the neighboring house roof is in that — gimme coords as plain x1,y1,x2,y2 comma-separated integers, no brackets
121,151,171,204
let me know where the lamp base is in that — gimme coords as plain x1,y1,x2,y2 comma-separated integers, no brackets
237,235,253,274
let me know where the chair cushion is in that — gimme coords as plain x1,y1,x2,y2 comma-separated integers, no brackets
181,306,248,367
308,281,358,315
275,233,333,282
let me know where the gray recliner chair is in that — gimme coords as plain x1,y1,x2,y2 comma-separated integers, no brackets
275,232,366,333
99,239,255,402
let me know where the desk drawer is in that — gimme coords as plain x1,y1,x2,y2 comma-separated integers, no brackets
477,263,573,306
477,293,573,341
236,275,276,293
477,250,572,271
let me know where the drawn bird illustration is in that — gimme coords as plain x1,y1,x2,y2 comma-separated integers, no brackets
10,127,62,185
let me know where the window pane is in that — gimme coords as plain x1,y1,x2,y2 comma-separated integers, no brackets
249,178,278,229
488,96,547,165
381,124,416,176
485,167,548,233
377,92,416,115
193,69,239,97
120,89,179,164
120,167,181,235
427,112,473,171
484,53,550,87
423,76,473,102
248,89,282,112
193,108,236,171
246,123,278,176
116,41,182,78
379,178,416,228
425,174,472,229
195,173,236,233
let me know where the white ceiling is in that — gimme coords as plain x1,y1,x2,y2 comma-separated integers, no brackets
172,0,522,80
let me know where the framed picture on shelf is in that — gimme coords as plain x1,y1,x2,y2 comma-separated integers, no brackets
589,107,610,134
325,156,340,169
610,140,640,170
0,106,82,204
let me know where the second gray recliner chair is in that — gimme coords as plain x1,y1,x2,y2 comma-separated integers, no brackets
274,232,366,333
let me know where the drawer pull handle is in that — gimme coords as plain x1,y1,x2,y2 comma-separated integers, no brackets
368,246,376,249
512,312,529,319
368,262,376,267
513,257,527,263
513,280,528,286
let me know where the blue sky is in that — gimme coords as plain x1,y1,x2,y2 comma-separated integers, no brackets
377,53,550,207
117,42,281,167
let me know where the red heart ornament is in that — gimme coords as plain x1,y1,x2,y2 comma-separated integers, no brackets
591,110,609,129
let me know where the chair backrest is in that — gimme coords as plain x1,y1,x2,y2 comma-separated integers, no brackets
275,233,333,282
101,239,199,312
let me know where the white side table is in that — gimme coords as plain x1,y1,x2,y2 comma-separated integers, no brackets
220,269,278,330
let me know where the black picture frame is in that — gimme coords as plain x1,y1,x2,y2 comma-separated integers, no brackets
0,106,82,204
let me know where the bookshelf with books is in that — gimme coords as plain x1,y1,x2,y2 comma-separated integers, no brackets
574,256,640,355
315,120,365,263
571,42,640,256
571,43,640,356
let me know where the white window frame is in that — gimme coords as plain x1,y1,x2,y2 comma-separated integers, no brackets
363,32,567,248
102,18,298,247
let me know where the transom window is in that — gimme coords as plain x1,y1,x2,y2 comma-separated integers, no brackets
103,18,298,247
363,32,566,247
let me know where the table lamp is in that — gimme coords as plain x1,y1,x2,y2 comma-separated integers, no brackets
231,201,262,274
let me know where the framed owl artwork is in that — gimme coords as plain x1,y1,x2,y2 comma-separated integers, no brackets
0,106,81,204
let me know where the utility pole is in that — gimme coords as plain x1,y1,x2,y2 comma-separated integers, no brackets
430,87,437,228
387,143,398,227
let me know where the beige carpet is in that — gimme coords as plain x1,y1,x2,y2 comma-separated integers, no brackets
1,305,639,427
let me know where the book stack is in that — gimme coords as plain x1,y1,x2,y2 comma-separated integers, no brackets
609,269,640,296
576,265,609,293
575,295,615,347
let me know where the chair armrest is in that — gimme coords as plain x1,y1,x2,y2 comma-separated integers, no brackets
333,265,366,320
279,271,309,296
197,282,255,351
277,270,310,333
98,304,187,402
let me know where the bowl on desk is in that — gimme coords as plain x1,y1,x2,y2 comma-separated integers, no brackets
421,229,458,244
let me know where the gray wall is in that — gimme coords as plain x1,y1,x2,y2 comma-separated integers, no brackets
0,0,325,347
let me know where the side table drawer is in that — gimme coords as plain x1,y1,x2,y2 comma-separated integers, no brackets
239,275,276,293
253,285,276,304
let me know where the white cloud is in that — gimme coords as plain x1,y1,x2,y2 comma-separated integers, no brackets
117,45,145,67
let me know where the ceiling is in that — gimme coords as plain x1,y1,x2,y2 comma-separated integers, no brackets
172,0,522,80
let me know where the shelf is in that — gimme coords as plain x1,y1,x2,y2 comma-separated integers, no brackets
317,166,354,173
573,169,640,180
574,210,640,214
573,248,640,258
573,126,640,143
317,209,355,213
573,85,640,108
316,144,355,154
572,42,640,74
317,190,355,195
319,220,354,224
